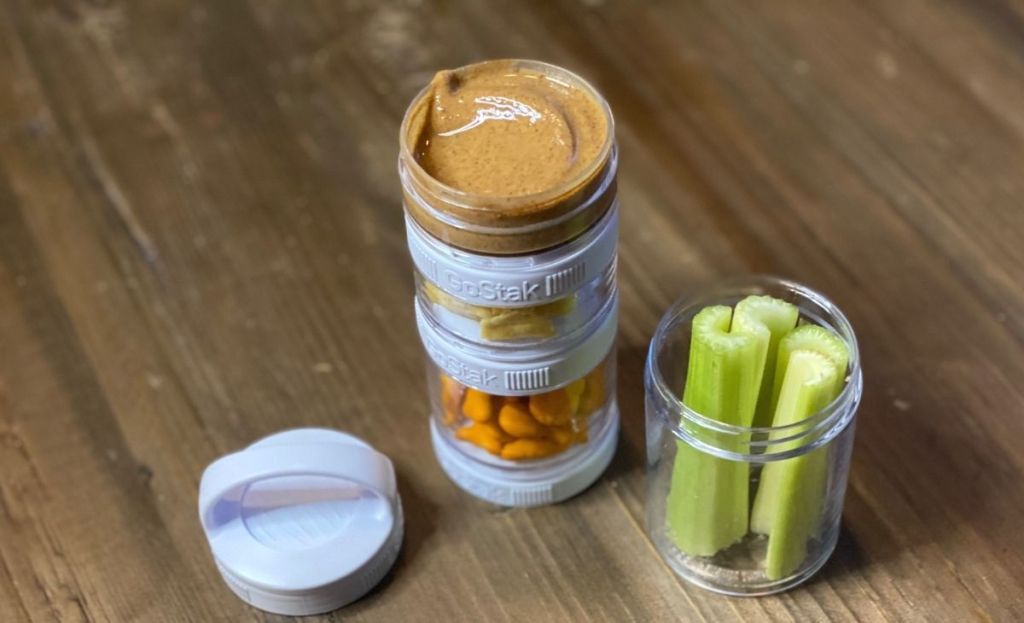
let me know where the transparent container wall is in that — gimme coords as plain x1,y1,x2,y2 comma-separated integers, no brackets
644,277,861,595
427,352,615,464
414,263,616,345
646,407,856,595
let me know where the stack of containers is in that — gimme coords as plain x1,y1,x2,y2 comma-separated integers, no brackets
398,60,620,506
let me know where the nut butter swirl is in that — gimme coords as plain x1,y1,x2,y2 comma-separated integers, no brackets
400,60,616,255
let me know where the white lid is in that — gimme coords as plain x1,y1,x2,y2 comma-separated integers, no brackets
431,404,619,507
198,428,403,616
415,294,618,395
406,204,618,309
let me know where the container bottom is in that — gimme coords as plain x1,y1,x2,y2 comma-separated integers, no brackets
430,404,619,507
649,526,840,596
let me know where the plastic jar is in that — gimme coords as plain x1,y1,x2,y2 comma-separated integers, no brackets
644,277,862,595
399,59,618,346
398,59,617,257
406,204,618,344
399,59,621,506
417,293,618,506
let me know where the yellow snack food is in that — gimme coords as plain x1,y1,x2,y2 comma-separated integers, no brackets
529,388,575,426
462,388,495,423
423,280,577,341
578,364,606,416
440,375,464,425
498,401,548,438
438,362,605,461
423,282,487,320
501,438,565,461
455,422,510,455
565,378,586,413
480,310,556,341
549,425,575,447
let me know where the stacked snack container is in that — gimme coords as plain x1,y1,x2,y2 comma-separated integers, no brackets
399,60,620,506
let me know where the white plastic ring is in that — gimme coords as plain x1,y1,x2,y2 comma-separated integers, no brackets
406,204,619,309
415,295,618,395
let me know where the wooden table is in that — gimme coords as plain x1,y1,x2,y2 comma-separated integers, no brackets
2,1,1022,621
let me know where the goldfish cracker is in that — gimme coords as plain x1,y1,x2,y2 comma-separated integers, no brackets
501,438,565,461
498,401,548,438
440,375,464,425
529,388,574,426
549,425,575,447
455,422,510,455
551,419,590,447
462,388,495,423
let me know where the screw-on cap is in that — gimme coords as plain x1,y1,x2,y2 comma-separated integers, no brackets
198,428,403,616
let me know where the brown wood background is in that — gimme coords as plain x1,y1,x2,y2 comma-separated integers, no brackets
2,1,1023,621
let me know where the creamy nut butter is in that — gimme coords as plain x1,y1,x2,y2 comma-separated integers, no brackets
400,60,616,255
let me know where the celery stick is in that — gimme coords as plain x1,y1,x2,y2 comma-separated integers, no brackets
765,442,828,580
768,324,849,418
732,296,799,429
751,325,849,580
666,306,761,556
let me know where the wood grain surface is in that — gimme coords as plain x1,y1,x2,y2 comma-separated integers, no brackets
2,1,1022,621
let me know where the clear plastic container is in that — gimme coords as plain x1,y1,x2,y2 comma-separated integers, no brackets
417,292,619,507
400,59,619,345
430,354,614,462
400,59,621,506
398,59,617,256
645,277,862,595
408,204,618,344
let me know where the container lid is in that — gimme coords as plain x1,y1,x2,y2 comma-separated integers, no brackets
198,428,403,616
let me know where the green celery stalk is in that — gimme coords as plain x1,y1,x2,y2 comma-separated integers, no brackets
767,324,850,418
732,296,800,429
666,306,762,556
751,325,849,580
764,437,829,580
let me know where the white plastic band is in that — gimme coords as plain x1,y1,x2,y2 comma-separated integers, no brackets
415,296,617,396
406,204,619,309
431,406,618,507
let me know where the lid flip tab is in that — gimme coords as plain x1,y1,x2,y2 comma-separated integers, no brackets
198,428,403,616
